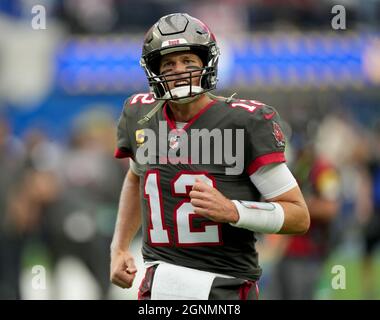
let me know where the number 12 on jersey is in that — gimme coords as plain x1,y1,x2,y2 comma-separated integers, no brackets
144,171,223,246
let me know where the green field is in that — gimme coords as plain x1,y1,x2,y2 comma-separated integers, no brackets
20,238,380,300
315,249,380,300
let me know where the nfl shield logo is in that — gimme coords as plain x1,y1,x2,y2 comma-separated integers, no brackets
169,135,180,149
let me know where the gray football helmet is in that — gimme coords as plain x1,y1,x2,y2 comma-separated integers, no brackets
140,13,220,103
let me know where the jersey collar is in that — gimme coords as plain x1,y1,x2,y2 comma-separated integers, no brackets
163,99,217,131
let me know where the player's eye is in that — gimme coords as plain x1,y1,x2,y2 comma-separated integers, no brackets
184,59,195,64
162,61,174,68
161,63,174,75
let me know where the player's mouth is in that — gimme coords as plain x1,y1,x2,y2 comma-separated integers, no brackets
174,80,190,87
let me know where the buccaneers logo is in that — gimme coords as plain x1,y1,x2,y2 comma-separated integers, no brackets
272,121,285,147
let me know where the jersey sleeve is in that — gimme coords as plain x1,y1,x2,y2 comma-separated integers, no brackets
114,96,135,159
245,105,287,176
129,159,146,177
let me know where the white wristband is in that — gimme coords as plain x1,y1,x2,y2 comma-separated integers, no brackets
230,200,285,234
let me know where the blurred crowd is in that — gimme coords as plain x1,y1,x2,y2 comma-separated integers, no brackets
0,109,127,299
0,0,379,34
261,111,379,299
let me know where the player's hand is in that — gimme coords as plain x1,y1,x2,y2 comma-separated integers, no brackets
189,178,239,223
110,249,137,289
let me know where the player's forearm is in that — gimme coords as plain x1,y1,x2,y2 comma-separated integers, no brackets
111,169,141,253
275,200,310,234
230,186,310,235
230,199,309,235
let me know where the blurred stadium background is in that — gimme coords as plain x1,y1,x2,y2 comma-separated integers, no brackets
0,0,380,300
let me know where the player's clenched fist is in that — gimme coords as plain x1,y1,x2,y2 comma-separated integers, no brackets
189,178,240,224
110,250,137,289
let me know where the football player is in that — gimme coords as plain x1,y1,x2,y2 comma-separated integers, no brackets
110,13,310,300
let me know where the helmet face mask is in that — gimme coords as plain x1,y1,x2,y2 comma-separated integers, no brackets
140,13,220,103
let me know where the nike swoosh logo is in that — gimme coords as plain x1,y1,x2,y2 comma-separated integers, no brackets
264,112,276,120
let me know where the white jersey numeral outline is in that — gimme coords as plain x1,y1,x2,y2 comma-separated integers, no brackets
230,99,264,112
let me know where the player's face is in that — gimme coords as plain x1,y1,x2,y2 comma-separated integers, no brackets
159,52,203,92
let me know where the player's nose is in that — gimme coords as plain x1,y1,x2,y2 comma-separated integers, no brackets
172,62,188,76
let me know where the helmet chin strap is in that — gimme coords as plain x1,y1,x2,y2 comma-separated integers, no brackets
163,85,203,104
137,86,205,125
